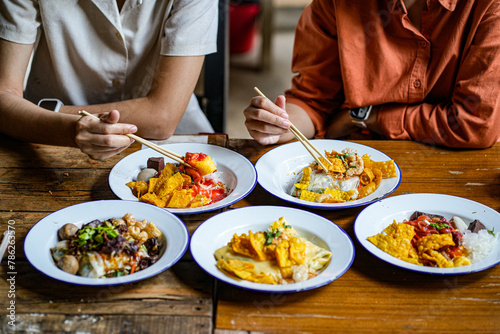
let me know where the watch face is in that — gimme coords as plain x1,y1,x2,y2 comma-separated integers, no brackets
350,107,368,120
39,100,59,111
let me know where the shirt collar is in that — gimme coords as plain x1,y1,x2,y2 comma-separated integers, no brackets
388,0,458,12
436,0,458,11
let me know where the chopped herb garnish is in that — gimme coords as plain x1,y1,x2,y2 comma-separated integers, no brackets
429,223,450,230
335,152,356,169
488,228,495,237
76,221,119,249
264,223,291,245
264,231,275,245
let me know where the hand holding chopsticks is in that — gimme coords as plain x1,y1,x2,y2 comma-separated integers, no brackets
253,87,332,171
78,110,193,168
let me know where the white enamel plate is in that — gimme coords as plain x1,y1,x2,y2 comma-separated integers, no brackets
109,143,257,215
24,200,189,286
256,139,401,209
190,206,355,293
354,193,500,275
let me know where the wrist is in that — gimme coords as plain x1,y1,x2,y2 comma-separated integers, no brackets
349,106,372,129
365,105,381,134
38,98,64,113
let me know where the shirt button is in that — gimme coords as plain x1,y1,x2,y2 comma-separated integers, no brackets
420,41,427,48
414,80,422,88
112,79,121,87
115,31,123,41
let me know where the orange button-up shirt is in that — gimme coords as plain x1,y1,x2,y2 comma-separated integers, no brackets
285,0,500,148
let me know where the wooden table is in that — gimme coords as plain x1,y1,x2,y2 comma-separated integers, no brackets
0,134,498,333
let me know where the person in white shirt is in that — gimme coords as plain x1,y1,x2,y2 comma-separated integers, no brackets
0,0,218,160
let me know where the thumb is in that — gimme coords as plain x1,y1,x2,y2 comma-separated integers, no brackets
100,109,120,124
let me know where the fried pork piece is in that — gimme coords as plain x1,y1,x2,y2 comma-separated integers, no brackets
468,220,487,233
147,157,164,174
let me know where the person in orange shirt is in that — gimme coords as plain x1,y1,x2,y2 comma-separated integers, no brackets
244,0,500,148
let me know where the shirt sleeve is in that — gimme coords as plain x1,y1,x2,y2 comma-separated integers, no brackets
379,2,500,149
160,0,218,56
0,0,40,44
285,1,345,138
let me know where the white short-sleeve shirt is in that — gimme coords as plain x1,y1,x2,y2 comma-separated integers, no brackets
0,0,218,133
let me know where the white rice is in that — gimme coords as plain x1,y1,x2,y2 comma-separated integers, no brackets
290,170,360,195
462,229,498,263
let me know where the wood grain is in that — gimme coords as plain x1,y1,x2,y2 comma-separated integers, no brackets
0,136,498,334
216,140,500,333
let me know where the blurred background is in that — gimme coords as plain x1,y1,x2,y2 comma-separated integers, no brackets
225,0,311,139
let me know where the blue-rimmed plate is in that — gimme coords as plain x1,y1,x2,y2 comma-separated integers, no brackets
255,139,401,209
190,206,354,293
354,193,500,275
109,143,257,215
24,200,189,286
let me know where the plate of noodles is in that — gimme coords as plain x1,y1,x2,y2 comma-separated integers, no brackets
354,194,500,274
24,200,189,286
255,139,401,209
109,143,257,215
190,206,354,293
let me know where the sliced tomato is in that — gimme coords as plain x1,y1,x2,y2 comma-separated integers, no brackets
185,152,208,164
210,188,226,202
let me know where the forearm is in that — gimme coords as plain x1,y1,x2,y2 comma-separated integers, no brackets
60,55,204,140
59,96,180,140
0,91,78,147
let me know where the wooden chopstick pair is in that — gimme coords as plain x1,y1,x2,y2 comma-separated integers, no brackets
77,110,192,168
253,87,332,171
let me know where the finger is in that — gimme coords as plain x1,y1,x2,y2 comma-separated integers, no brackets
80,116,138,136
244,105,290,130
85,144,132,161
245,118,290,137
99,109,121,124
247,129,280,146
274,95,288,118
251,96,288,119
85,133,134,149
77,134,133,157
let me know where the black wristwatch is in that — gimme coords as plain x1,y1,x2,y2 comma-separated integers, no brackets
350,106,372,129
38,98,64,112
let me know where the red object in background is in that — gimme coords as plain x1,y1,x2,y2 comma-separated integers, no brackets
229,3,260,54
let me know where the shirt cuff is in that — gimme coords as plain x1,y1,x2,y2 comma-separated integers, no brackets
378,104,410,140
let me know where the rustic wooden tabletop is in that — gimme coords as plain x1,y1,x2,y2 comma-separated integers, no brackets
0,135,498,333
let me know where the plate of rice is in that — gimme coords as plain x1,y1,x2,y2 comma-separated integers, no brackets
354,193,500,274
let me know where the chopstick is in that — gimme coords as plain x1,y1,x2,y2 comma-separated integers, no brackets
253,87,332,171
77,110,193,168
0,230,14,265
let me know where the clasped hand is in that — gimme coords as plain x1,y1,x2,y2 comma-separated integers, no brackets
75,109,137,161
